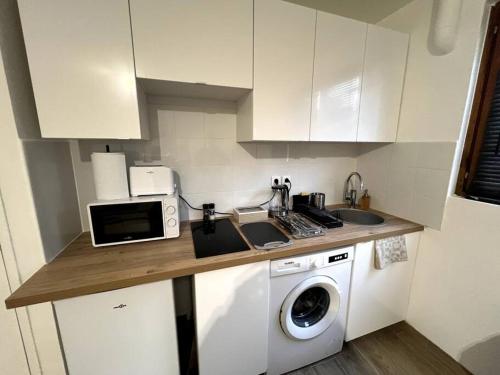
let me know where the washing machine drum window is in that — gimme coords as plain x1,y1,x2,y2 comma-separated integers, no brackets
280,275,341,340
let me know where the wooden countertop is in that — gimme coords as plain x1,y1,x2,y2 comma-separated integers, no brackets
5,210,423,309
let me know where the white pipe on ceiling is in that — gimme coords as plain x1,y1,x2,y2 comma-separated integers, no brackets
428,0,463,55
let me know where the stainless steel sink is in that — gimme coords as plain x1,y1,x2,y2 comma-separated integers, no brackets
330,208,385,225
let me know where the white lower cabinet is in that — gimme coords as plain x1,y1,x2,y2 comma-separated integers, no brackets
346,232,420,341
194,261,270,375
54,280,179,375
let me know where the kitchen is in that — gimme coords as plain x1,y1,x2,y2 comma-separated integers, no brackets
0,0,499,374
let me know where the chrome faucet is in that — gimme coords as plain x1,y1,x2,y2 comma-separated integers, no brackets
344,172,364,208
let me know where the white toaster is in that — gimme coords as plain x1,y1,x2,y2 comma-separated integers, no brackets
129,166,175,196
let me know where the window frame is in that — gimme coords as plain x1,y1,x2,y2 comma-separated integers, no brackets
456,4,500,199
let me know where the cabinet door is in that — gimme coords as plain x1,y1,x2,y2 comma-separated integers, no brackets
310,12,367,142
252,0,316,141
17,0,144,139
54,280,179,375
130,0,253,89
346,233,420,341
194,261,269,375
357,25,408,142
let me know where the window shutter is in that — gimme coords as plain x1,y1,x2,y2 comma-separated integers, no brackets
466,72,500,204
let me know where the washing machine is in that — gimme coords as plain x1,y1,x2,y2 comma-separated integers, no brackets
268,246,353,375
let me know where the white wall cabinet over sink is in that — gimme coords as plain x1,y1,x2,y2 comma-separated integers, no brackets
194,261,270,375
237,0,316,141
54,280,179,375
309,12,367,142
237,0,408,143
17,0,148,140
130,0,253,89
346,232,420,341
357,25,409,142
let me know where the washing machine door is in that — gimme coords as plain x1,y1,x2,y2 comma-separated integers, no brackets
280,275,341,340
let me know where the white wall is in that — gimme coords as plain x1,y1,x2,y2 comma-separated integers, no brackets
379,1,500,374
379,0,483,142
408,196,500,373
23,140,82,261
0,0,40,139
0,45,65,374
72,96,359,230
357,142,455,229
0,194,30,375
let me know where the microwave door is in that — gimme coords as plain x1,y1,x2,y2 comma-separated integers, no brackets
90,201,164,246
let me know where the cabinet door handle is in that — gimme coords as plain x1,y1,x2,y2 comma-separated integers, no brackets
113,304,127,309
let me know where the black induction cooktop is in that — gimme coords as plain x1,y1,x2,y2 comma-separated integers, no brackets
191,218,250,259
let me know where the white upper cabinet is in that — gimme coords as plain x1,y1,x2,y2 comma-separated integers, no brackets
237,0,316,141
130,0,253,89
357,25,409,142
310,12,367,142
17,0,146,139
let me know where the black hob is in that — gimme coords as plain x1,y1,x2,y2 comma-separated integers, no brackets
191,218,250,259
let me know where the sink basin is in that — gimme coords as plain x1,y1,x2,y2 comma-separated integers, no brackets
330,208,385,225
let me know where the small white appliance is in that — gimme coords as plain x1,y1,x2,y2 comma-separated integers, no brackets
268,247,354,375
87,194,179,247
54,280,179,375
129,166,175,197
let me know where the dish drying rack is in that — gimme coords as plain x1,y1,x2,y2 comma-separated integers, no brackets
275,212,326,239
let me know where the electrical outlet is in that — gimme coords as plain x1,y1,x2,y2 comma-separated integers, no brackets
283,175,291,185
271,176,281,186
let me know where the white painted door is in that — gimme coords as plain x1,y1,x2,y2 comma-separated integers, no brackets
251,0,316,141
17,0,145,139
357,25,408,142
54,280,179,375
0,247,30,375
310,12,367,142
346,232,420,341
195,261,270,375
130,0,253,89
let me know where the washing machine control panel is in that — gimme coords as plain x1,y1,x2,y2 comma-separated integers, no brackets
309,247,354,270
328,252,349,263
271,247,354,277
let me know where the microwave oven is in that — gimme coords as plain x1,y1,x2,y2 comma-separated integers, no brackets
87,194,180,247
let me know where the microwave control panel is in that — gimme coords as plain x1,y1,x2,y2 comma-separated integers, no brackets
163,196,180,238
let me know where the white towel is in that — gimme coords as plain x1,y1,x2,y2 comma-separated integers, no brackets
374,236,408,269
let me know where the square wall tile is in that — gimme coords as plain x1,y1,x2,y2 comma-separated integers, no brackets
205,113,236,139
174,111,204,139
415,142,456,170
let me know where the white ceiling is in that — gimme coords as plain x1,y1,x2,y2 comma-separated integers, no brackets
285,0,414,23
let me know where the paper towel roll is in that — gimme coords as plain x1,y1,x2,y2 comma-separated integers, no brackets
91,152,129,200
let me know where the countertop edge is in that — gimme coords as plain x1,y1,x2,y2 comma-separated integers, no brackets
5,223,423,309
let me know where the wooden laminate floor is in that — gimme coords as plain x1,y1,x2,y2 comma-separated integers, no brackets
287,322,470,375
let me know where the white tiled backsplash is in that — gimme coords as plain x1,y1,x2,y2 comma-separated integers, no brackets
71,97,456,231
357,142,456,229
71,97,359,230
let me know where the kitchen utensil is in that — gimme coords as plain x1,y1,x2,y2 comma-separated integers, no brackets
311,192,326,210
269,184,290,217
274,213,326,239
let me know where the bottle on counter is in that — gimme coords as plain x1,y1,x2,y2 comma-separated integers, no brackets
359,189,370,210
